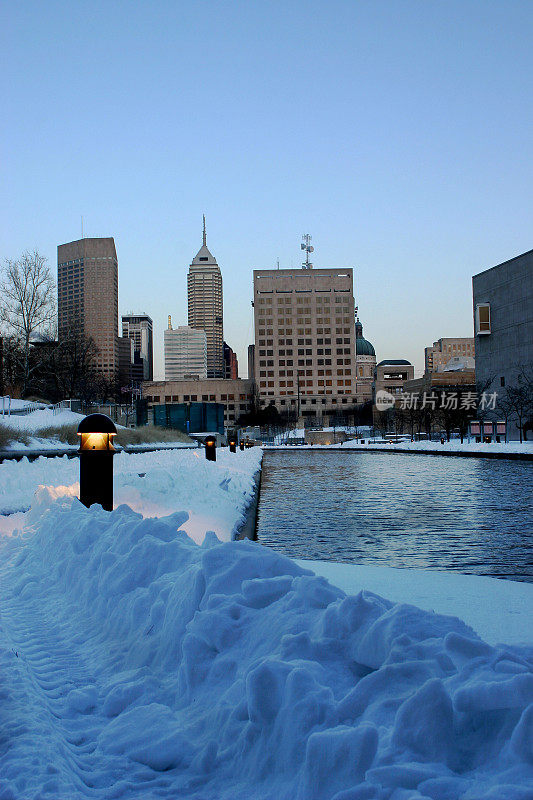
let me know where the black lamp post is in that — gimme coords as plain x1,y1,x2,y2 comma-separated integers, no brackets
239,440,245,451
77,413,117,511
205,435,217,461
229,439,236,453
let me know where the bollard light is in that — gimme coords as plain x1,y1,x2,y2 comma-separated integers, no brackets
77,413,117,511
229,439,237,453
205,435,217,461
245,439,253,449
239,440,245,451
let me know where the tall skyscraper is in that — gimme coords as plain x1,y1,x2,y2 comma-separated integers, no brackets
164,318,207,380
57,237,119,380
253,267,357,417
121,313,154,380
187,218,224,378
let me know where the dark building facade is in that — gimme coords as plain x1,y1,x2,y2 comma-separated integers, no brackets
223,342,238,379
121,313,153,381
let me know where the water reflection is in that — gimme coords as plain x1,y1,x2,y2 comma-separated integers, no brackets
256,450,533,582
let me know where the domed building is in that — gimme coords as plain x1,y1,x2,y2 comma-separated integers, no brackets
354,319,376,404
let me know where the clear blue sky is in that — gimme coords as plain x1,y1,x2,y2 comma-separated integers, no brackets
2,0,531,379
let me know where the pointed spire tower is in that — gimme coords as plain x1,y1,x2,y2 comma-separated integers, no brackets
187,216,224,378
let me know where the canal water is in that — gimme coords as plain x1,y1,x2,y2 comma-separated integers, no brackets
256,450,533,582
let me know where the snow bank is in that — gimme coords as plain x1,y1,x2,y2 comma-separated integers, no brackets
0,407,84,431
0,448,262,542
1,498,532,799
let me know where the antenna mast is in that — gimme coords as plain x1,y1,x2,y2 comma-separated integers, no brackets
301,234,314,269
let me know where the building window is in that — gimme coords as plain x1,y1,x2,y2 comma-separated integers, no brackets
475,303,491,334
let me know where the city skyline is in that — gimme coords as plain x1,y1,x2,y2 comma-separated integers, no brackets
2,1,532,379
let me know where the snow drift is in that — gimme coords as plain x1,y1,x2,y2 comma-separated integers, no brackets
1,494,532,799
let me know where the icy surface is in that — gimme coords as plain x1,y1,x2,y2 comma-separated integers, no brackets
0,448,263,542
1,497,532,799
298,560,533,648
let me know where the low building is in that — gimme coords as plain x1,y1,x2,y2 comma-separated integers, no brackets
164,320,207,381
425,338,475,374
373,360,415,399
142,377,254,429
472,249,533,439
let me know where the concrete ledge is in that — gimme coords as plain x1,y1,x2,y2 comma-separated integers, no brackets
0,443,196,464
263,445,533,461
234,455,263,541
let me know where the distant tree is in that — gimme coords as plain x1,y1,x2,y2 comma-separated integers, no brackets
0,250,56,395
503,369,533,443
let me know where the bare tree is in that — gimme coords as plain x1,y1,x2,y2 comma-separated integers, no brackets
503,369,533,443
0,250,56,395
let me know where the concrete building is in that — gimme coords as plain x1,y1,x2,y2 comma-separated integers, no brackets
354,318,376,404
425,338,475,374
253,267,358,418
57,237,119,380
121,313,153,381
142,378,254,429
164,320,207,381
472,249,533,438
187,218,224,378
223,341,239,379
373,360,415,399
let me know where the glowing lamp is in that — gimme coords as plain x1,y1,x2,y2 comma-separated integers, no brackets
229,439,237,453
205,435,217,461
77,413,117,511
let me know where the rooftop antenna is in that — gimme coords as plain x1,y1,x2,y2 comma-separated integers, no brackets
277,258,280,270
202,214,206,246
301,234,314,269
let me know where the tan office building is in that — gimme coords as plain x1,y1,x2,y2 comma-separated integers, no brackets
57,237,119,379
187,220,224,378
425,338,475,373
253,267,359,417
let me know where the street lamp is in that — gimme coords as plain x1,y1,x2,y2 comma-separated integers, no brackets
77,413,117,511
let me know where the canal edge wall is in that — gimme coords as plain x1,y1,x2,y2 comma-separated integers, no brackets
263,446,533,461
234,452,263,541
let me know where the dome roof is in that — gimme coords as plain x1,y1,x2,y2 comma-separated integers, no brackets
377,359,411,366
356,337,376,357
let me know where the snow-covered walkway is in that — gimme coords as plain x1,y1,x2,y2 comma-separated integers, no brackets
1,496,532,799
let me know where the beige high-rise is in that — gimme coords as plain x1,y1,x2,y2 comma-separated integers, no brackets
57,237,118,380
253,267,358,417
187,219,224,378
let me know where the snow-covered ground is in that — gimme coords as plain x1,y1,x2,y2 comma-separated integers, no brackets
1,448,532,798
0,407,84,430
267,438,533,456
0,448,263,542
1,493,532,799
